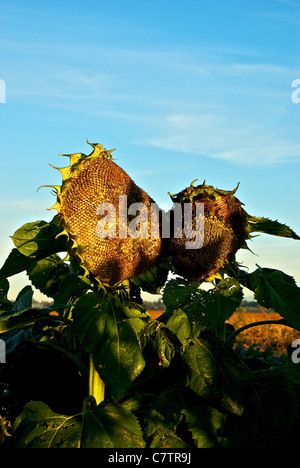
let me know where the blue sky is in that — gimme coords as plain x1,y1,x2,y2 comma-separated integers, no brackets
0,0,299,301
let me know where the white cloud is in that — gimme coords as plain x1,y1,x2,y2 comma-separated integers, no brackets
1,37,299,167
137,111,300,166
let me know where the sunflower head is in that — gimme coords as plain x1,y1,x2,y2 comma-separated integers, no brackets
45,141,164,287
166,180,249,281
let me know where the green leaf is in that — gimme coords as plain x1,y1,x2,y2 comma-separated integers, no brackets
144,385,185,438
0,300,70,334
144,385,228,448
166,309,191,345
26,254,69,298
12,286,33,312
162,277,199,315
0,278,13,311
182,330,252,415
71,293,145,400
182,404,225,448
81,401,145,448
239,266,300,331
0,307,50,334
52,274,90,306
201,278,243,330
0,279,9,300
0,248,39,281
13,400,145,448
247,216,300,240
149,430,191,448
140,320,175,368
11,219,67,258
162,277,243,331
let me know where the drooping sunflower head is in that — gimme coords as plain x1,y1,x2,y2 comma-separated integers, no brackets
45,140,165,287
166,180,249,281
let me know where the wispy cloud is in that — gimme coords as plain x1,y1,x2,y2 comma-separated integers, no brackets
1,36,298,167
137,111,300,166
0,198,53,213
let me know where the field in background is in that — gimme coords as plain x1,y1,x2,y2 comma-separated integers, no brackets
228,308,300,356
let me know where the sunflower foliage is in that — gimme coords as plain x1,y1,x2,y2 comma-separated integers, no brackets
1,149,300,448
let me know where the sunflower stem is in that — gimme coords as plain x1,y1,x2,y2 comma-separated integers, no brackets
89,355,105,405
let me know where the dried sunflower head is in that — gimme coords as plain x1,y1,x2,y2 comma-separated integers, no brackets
166,180,249,281
45,140,165,287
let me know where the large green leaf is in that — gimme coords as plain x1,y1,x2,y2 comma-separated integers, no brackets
238,266,300,331
182,330,252,415
71,293,145,400
11,219,67,258
13,400,145,448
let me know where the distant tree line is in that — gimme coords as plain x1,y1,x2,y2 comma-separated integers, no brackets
31,298,265,313
143,299,166,311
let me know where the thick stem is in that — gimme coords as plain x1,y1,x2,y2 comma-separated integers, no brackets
89,355,105,405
